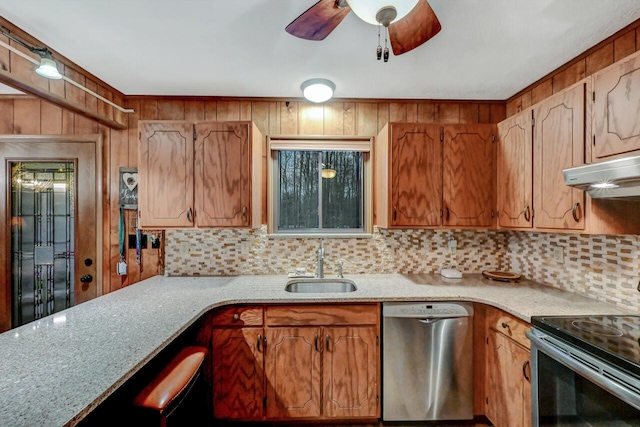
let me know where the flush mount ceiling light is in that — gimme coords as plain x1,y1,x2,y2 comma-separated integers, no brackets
301,78,335,103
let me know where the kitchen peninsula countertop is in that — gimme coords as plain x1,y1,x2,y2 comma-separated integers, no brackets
0,273,635,426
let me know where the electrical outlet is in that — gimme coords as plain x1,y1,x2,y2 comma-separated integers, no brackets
448,238,457,254
553,246,564,264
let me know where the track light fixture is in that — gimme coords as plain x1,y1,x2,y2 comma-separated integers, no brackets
0,28,61,79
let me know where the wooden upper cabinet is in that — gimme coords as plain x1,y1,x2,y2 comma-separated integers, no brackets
497,110,533,228
381,123,442,227
138,121,194,227
443,124,495,227
593,50,640,159
138,120,262,228
533,83,585,230
195,122,253,227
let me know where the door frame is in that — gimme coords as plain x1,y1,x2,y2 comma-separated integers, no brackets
0,134,103,331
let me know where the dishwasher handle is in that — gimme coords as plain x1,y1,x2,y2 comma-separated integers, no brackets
418,316,464,323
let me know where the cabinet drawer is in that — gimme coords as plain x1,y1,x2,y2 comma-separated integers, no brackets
211,305,263,326
487,307,530,349
266,304,379,326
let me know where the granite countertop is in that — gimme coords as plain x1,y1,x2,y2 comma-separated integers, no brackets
0,273,635,426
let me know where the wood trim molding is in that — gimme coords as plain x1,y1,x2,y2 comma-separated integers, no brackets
0,68,126,130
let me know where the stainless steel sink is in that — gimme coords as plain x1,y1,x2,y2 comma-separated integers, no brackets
285,278,357,293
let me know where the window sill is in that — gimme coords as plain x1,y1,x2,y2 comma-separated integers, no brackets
267,232,373,239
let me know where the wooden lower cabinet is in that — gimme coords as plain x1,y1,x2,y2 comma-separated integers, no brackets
485,308,532,427
212,327,264,420
265,327,322,419
211,304,380,422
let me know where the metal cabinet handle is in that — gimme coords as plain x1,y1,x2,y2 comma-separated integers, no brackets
572,202,581,222
393,207,397,222
242,206,247,223
445,207,450,221
233,313,239,320
523,360,530,382
263,336,267,350
315,334,319,352
523,205,531,222
325,335,330,352
257,334,262,352
187,207,193,223
501,322,510,329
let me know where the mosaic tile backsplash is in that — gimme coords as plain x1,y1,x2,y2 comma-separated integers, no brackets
164,227,640,312
164,226,506,276
504,232,640,312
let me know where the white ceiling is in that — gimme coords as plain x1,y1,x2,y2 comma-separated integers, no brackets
1,0,640,100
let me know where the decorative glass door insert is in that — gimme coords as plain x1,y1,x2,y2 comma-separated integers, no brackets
10,162,75,326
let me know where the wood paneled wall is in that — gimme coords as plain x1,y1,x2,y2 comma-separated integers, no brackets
0,95,505,295
507,21,640,117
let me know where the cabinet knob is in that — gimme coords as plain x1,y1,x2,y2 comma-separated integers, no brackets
233,313,239,320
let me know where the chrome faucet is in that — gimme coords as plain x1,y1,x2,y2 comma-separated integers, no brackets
317,241,325,278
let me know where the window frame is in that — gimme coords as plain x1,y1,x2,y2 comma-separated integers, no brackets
267,135,374,236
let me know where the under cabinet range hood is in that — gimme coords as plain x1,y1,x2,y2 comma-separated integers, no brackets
563,154,640,199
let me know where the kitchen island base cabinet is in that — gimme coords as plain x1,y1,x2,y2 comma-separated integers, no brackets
211,304,380,422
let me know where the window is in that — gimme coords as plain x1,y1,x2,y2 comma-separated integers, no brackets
268,137,372,235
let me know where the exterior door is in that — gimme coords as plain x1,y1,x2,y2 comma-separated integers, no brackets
0,136,102,332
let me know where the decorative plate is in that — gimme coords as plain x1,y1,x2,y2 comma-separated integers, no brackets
482,270,521,282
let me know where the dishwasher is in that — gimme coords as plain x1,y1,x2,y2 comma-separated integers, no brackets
382,301,474,421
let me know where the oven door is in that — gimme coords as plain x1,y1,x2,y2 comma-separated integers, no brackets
527,328,640,426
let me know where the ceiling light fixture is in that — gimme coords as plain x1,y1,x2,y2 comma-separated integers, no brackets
301,78,335,103
0,28,61,79
346,0,419,26
0,27,134,113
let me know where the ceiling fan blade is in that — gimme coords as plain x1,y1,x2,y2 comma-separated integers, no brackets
388,0,441,55
286,0,351,41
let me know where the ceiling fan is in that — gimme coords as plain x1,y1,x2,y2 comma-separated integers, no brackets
285,0,441,60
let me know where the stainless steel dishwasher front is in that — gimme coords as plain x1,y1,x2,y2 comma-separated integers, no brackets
382,301,474,421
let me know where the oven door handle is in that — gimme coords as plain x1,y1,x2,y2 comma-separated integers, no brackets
526,329,640,411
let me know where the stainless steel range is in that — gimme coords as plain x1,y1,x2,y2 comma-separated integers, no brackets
527,315,640,426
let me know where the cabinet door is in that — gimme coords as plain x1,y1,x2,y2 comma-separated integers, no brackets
138,121,194,227
212,327,264,420
443,124,495,227
497,111,533,228
194,122,251,227
389,124,442,227
533,83,585,230
485,330,531,427
594,51,640,159
265,327,322,419
323,326,379,419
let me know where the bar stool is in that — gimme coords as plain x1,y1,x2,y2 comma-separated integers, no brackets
133,346,208,427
